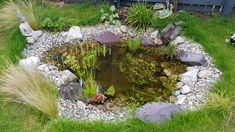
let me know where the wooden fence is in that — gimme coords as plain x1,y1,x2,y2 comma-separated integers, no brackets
113,0,235,16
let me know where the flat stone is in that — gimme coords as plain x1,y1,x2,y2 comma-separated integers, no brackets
174,36,184,44
177,50,208,66
136,102,182,123
180,68,199,87
93,31,121,45
154,37,163,45
140,36,155,46
198,69,211,79
180,85,191,94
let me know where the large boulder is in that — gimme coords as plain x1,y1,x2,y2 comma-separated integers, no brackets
19,56,40,70
93,31,121,45
177,50,208,66
180,67,199,87
65,26,82,43
59,82,83,101
136,102,182,123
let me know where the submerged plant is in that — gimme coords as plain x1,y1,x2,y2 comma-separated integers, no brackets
0,64,58,119
106,85,116,97
119,53,158,85
82,77,97,99
100,5,121,26
127,2,154,30
128,37,141,52
0,0,39,31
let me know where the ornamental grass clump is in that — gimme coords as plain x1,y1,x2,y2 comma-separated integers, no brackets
0,0,39,32
127,2,154,30
0,64,58,119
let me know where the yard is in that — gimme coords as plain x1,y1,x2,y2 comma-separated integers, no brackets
0,0,235,132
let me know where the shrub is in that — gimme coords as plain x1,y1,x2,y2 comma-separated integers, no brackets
0,64,58,119
0,0,39,32
41,17,68,32
127,37,141,52
100,5,121,26
127,2,154,30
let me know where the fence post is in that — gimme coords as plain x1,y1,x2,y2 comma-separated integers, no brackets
222,0,235,16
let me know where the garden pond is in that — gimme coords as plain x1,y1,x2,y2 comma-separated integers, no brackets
42,40,187,108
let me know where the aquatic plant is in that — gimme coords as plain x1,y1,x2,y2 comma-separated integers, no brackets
164,45,176,60
119,53,158,85
100,5,121,26
0,64,58,119
82,77,97,99
127,2,154,30
106,85,116,97
129,94,145,108
127,37,141,52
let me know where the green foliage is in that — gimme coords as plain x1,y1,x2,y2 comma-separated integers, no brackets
82,77,97,98
120,53,158,85
129,94,145,108
41,17,68,31
164,44,176,60
64,44,98,80
100,5,121,26
127,2,154,30
127,37,141,52
153,3,174,19
106,85,116,97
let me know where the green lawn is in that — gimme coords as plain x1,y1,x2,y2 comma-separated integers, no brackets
0,1,235,132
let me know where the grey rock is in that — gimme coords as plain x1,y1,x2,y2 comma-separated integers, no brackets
180,67,199,87
65,26,82,43
136,102,182,123
59,82,83,101
120,25,128,33
176,82,184,89
141,36,155,46
180,85,191,94
174,36,184,44
178,50,208,66
60,70,77,83
150,30,159,39
172,90,181,96
93,31,121,45
198,69,211,79
177,95,186,104
19,56,40,70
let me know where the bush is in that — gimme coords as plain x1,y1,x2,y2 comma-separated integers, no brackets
0,0,39,32
0,64,58,119
41,17,68,31
127,2,154,30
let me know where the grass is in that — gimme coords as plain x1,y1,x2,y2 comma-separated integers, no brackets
0,64,58,119
0,1,235,131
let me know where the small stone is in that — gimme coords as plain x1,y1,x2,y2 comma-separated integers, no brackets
37,64,49,72
120,25,128,33
172,90,181,96
163,69,172,76
180,68,199,87
169,96,177,103
140,35,155,46
180,85,191,94
176,82,184,89
198,69,211,79
19,56,40,70
150,30,159,39
177,95,186,104
65,26,82,43
174,36,184,44
96,105,106,111
154,37,163,45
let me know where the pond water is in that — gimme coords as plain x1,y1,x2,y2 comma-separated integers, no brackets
42,41,187,106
